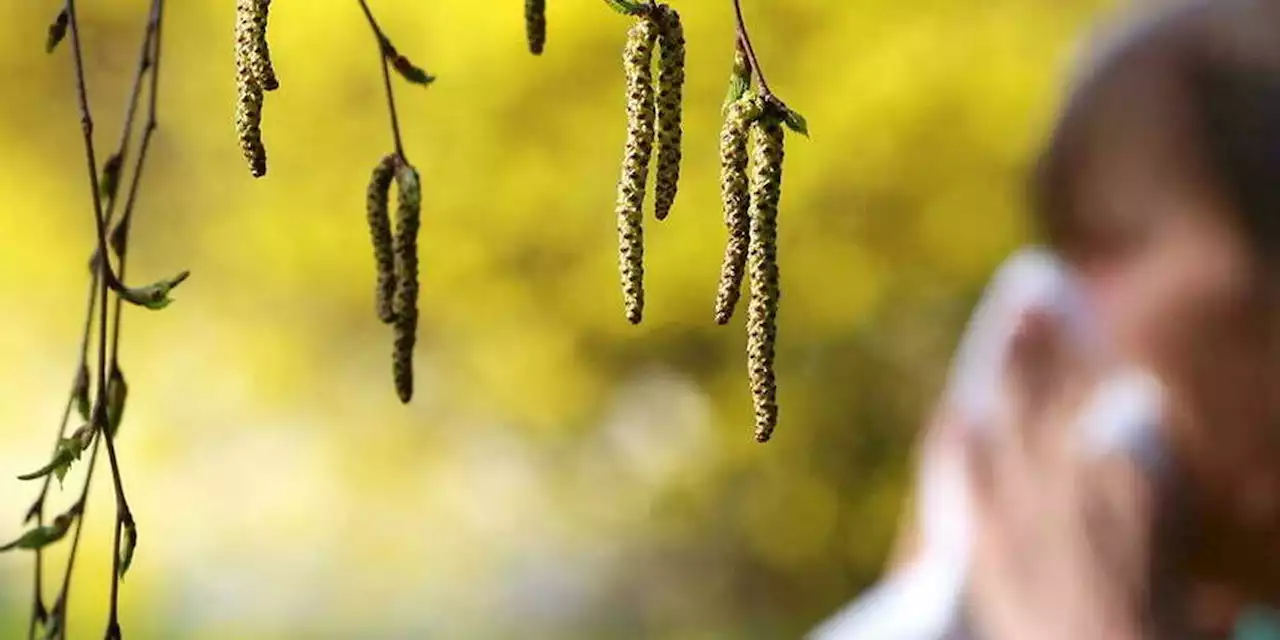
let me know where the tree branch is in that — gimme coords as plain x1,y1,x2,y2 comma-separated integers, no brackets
356,0,407,161
731,0,773,99
51,1,165,637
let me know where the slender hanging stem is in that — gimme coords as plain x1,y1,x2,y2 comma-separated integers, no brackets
24,282,94,640
356,0,407,161
731,0,774,99
58,1,165,637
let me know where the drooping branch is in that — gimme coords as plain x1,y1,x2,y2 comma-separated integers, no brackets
357,0,408,161
730,0,774,99
38,2,166,638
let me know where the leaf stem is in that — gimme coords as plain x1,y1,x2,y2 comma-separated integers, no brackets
356,0,407,161
730,0,773,99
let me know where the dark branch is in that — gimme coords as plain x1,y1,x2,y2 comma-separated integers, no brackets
731,0,773,99
356,0,407,161
23,280,95,640
51,1,164,637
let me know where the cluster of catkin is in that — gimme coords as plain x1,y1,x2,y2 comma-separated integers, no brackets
526,0,547,54
235,0,277,178
366,154,423,403
614,3,685,325
717,92,788,443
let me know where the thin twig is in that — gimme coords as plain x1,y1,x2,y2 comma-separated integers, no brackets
730,0,773,99
103,8,164,629
356,0,407,161
24,281,95,640
61,1,165,636
29,3,164,635
47,436,101,639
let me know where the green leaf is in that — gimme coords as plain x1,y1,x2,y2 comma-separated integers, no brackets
100,153,123,204
23,499,41,525
782,106,809,137
723,75,750,116
0,512,75,553
46,9,68,54
378,36,435,87
17,446,75,483
18,426,92,484
73,364,91,422
118,520,137,578
106,365,128,438
723,46,752,114
109,216,130,257
602,0,646,15
390,55,435,86
119,270,190,310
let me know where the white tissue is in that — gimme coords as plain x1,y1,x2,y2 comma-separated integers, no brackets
809,248,1165,640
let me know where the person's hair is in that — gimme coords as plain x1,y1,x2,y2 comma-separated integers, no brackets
1035,0,1280,256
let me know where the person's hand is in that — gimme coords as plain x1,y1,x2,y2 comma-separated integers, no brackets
961,310,1158,640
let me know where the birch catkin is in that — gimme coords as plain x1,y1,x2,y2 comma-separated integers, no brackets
367,154,398,325
746,114,785,443
615,17,658,325
525,0,547,55
234,0,268,177
652,5,685,221
392,163,422,404
714,96,761,324
255,0,278,91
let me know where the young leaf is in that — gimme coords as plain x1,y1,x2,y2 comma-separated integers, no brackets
73,363,91,422
603,0,645,15
17,446,75,483
100,153,123,203
23,499,41,525
118,270,191,310
782,106,809,137
17,426,92,483
109,215,130,258
378,36,435,87
118,520,137,578
390,55,435,86
723,45,751,114
0,512,75,553
105,365,128,438
46,9,68,54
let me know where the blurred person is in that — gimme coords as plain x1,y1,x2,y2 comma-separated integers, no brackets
813,0,1280,638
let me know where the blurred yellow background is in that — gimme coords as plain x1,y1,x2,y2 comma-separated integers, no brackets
0,0,1109,637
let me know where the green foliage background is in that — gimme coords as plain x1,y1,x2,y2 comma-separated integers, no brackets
0,0,1107,637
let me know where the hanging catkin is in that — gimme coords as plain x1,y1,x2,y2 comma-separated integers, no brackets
235,0,268,177
714,96,761,324
255,0,278,91
614,17,658,324
746,113,784,443
392,163,422,404
367,154,398,325
526,0,547,55
652,4,685,221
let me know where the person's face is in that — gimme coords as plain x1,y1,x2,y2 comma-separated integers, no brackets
1056,79,1262,394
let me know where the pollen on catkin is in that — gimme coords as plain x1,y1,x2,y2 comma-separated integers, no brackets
235,0,267,177
652,4,685,221
392,163,422,404
255,0,278,91
714,96,762,325
746,113,785,443
615,17,658,325
367,154,398,325
525,0,547,55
